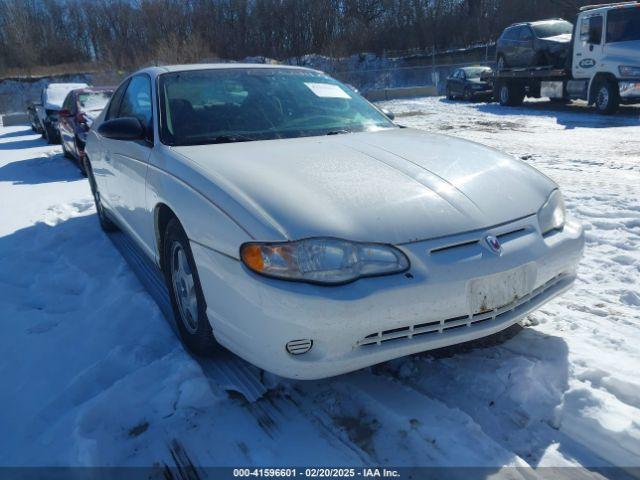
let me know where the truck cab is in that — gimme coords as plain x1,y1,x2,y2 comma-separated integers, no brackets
570,2,640,113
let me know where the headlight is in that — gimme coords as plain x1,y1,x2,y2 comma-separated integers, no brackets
619,66,640,77
240,237,410,285
538,190,566,235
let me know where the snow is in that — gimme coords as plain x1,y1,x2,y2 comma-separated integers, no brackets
42,83,89,110
1,97,639,473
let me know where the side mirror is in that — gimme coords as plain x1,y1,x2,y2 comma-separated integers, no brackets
381,108,395,121
98,117,145,141
59,109,71,117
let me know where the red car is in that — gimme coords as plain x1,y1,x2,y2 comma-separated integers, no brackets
58,87,114,174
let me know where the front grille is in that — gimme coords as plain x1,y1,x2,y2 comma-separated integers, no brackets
357,274,566,348
429,227,528,255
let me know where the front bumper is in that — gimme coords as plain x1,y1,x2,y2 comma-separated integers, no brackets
191,215,584,380
619,80,640,101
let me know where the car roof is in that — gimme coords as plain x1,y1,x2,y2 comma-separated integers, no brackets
133,63,319,78
45,82,88,92
507,18,570,28
461,66,491,71
70,86,116,95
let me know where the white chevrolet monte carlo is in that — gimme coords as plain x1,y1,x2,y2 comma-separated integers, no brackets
85,64,584,379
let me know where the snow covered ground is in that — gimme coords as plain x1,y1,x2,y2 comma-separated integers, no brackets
0,98,639,477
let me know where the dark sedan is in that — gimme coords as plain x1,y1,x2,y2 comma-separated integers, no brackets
446,66,493,101
58,87,114,174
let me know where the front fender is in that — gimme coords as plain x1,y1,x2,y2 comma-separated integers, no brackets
146,149,255,262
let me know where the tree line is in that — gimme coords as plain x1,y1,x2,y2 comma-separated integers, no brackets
0,0,605,76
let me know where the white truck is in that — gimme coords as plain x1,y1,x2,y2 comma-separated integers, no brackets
494,1,640,114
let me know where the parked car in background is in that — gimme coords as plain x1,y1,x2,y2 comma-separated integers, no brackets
446,66,494,101
85,64,584,380
58,87,114,173
496,19,574,70
27,102,42,133
35,82,89,144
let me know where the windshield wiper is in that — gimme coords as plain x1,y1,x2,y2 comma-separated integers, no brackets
184,134,255,146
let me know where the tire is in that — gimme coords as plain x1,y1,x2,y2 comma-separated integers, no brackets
463,87,473,102
446,86,454,100
74,139,88,177
86,158,117,232
497,54,508,71
44,123,58,144
594,78,620,115
497,81,525,107
163,218,219,356
62,140,73,159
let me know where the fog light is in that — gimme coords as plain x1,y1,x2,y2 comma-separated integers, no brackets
286,339,313,355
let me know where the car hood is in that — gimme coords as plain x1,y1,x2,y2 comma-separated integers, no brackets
541,33,572,43
172,128,556,244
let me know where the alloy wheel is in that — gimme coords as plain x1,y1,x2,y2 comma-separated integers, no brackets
170,242,199,334
597,86,609,111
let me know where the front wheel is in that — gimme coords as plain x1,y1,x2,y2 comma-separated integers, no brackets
43,123,57,144
496,81,525,107
163,218,219,356
463,87,473,102
446,86,454,100
62,139,73,159
594,79,620,115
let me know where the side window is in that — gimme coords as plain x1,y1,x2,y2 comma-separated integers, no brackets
520,27,533,41
106,80,129,120
581,15,603,44
118,75,153,128
460,70,466,80
62,94,73,112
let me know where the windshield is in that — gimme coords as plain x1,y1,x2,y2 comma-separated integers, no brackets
44,83,88,109
159,68,394,146
607,8,640,43
532,21,573,38
78,92,112,111
463,67,491,79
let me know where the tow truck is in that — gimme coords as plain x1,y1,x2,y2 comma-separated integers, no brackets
493,1,640,114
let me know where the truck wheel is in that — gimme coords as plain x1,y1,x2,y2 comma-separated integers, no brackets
497,82,525,107
163,218,219,356
594,78,620,115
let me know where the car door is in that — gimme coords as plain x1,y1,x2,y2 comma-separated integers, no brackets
456,70,467,95
100,74,156,257
502,27,519,66
449,69,460,95
573,13,604,79
519,26,536,66
58,93,75,152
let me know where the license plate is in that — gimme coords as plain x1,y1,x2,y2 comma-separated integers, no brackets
468,264,536,315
